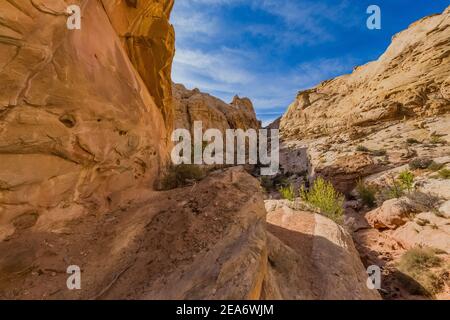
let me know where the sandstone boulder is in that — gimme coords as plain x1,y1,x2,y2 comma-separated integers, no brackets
393,212,450,254
366,197,421,230
262,201,380,300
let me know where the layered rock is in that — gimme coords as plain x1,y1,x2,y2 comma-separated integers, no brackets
278,7,450,194
0,167,268,299
262,200,380,300
173,83,260,132
280,7,450,140
0,0,174,240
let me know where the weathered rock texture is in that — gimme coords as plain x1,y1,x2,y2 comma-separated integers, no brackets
281,7,450,140
278,7,450,194
173,83,260,132
0,0,175,240
262,200,380,300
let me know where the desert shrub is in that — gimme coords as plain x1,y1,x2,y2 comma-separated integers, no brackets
398,170,415,192
405,191,440,212
160,164,205,190
406,138,420,145
397,248,444,296
260,176,273,192
356,145,370,152
300,177,344,224
409,158,433,170
279,184,295,201
430,135,447,145
372,149,387,157
356,180,377,208
427,161,444,171
438,168,450,179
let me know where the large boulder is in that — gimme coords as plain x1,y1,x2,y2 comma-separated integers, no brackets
366,197,421,230
393,212,450,254
262,201,381,300
0,167,269,299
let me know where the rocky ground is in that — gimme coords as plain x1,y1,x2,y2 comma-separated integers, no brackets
269,6,450,300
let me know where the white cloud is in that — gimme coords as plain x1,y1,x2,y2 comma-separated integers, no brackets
170,0,360,119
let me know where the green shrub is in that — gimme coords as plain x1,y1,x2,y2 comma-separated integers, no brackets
300,177,344,224
409,158,433,170
427,161,444,171
406,138,420,145
372,149,387,157
398,170,415,192
279,184,295,201
397,248,443,296
356,145,370,152
260,176,273,192
356,180,377,208
430,135,447,145
438,168,450,179
160,164,205,190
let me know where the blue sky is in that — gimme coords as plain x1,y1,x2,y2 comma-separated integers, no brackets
171,0,450,126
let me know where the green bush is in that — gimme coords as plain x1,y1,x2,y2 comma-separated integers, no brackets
356,145,370,152
300,177,344,224
430,135,447,145
438,168,450,179
398,170,415,192
409,158,433,170
397,248,443,296
427,161,444,172
356,180,377,208
371,149,387,157
160,164,205,190
279,184,295,201
406,138,420,145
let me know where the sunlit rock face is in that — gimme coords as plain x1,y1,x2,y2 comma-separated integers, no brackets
173,83,261,133
0,0,174,239
280,7,450,140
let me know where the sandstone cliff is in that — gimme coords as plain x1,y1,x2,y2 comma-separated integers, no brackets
0,0,175,240
173,83,260,132
281,7,450,140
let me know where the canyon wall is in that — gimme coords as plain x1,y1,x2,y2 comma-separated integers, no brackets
0,0,175,240
281,7,450,140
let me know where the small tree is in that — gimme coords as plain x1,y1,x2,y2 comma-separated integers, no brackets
398,170,415,192
300,177,344,224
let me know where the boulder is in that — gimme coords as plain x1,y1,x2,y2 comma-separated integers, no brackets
262,201,381,300
393,212,450,254
366,197,421,230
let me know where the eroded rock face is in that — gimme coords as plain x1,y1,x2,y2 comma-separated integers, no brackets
262,201,380,300
0,0,174,240
173,83,260,132
0,167,268,299
280,7,450,140
366,197,421,230
101,0,175,126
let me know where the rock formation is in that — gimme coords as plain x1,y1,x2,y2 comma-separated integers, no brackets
0,0,174,240
173,83,260,132
281,7,450,140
